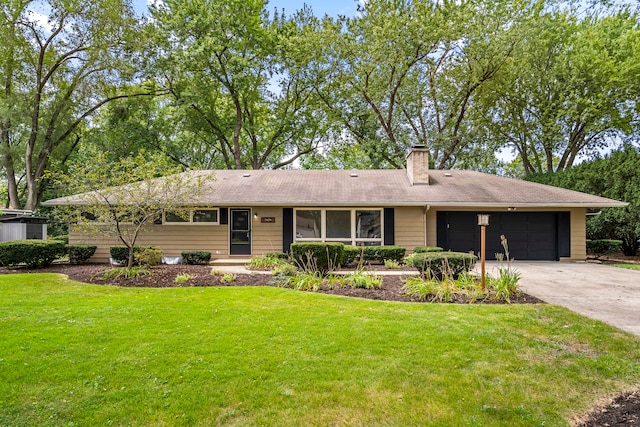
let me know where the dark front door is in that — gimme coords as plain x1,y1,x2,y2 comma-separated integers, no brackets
230,209,251,255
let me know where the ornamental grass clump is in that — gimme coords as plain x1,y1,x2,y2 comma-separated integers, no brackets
174,273,196,284
490,235,522,303
101,266,152,280
248,255,290,270
342,269,382,289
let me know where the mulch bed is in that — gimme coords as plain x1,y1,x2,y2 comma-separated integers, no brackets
2,262,638,425
0,263,543,304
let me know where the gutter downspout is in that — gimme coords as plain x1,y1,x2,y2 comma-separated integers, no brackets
423,204,430,247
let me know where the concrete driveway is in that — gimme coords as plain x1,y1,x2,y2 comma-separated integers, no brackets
493,262,640,336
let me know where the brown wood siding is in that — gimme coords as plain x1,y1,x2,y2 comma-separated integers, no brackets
251,207,284,256
70,206,588,263
394,207,426,252
569,208,586,260
70,224,229,263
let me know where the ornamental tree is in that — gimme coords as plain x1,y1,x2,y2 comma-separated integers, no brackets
49,150,215,267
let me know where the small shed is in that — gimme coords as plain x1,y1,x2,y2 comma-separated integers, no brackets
0,210,48,242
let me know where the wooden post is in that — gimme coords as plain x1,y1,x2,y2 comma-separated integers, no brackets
480,224,486,291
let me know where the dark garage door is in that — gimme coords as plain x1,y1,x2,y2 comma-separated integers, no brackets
436,212,570,261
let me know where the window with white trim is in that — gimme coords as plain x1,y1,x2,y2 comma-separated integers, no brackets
294,208,383,246
164,208,219,225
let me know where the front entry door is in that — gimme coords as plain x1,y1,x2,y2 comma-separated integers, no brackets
230,209,251,255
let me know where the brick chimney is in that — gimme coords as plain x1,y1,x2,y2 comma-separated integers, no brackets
406,146,430,185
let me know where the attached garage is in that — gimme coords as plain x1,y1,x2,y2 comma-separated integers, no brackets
436,211,571,261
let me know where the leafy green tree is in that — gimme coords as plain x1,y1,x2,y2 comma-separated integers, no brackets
527,145,640,255
312,0,537,170
50,150,215,268
483,10,640,175
147,0,328,170
0,0,143,210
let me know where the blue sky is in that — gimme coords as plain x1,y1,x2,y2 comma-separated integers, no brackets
132,0,361,18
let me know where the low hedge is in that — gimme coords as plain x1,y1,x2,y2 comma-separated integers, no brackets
290,242,345,273
51,235,69,245
413,246,443,253
410,251,477,280
67,245,97,264
362,246,406,262
182,250,211,265
586,239,622,257
343,245,361,266
0,240,66,268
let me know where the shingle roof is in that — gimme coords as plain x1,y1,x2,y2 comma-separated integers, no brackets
43,169,625,208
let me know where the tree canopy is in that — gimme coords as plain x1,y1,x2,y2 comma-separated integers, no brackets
1,0,638,208
527,145,640,255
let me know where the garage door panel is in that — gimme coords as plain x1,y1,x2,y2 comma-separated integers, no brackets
437,211,561,261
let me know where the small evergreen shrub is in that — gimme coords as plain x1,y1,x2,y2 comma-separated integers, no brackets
0,240,66,268
110,246,134,263
290,242,345,274
413,246,443,253
586,239,622,257
410,251,477,280
182,250,212,265
362,246,406,262
66,245,97,264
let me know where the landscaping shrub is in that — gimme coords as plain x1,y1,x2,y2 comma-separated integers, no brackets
182,250,212,265
135,246,163,266
110,245,162,266
290,242,345,274
586,239,622,257
110,246,135,263
362,246,406,262
0,240,65,268
51,235,69,245
410,251,477,280
66,244,97,264
413,246,443,253
265,252,288,260
342,245,361,266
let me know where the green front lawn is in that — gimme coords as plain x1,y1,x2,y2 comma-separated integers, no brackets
1,274,640,426
612,263,640,270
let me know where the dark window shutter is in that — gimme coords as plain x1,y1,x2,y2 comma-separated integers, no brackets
220,208,228,225
437,211,448,249
383,208,394,245
283,208,294,253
